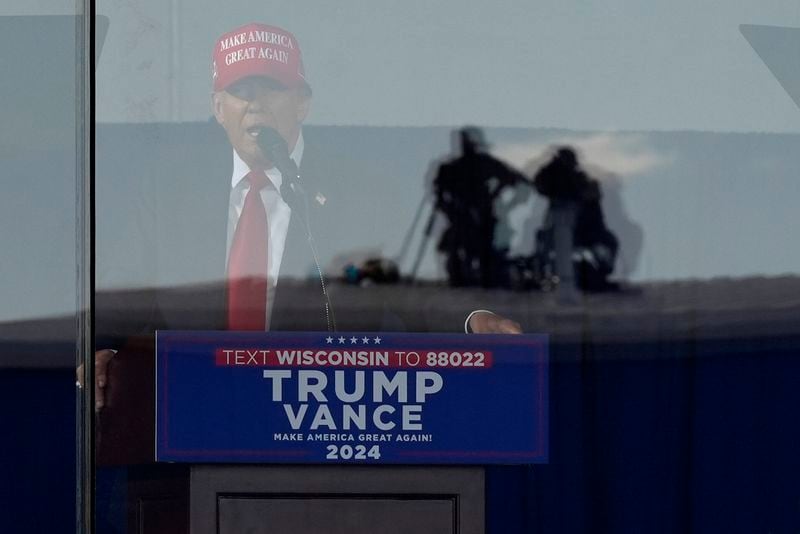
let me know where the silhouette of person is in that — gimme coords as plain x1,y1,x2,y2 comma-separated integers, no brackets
433,127,529,288
533,146,619,291
585,168,643,280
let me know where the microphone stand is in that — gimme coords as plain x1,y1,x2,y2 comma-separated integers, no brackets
258,129,337,332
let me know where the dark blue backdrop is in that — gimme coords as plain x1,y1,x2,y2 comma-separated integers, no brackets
3,334,799,533
0,369,76,534
486,335,800,533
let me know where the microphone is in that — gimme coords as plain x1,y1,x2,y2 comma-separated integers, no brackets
256,127,301,192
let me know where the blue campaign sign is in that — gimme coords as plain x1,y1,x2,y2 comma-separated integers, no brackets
156,331,548,464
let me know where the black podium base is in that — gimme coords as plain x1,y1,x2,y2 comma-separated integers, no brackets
126,464,484,534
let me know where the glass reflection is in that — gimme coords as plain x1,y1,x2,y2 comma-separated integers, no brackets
93,3,800,533
0,11,88,534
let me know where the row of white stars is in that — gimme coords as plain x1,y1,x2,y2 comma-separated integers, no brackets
326,335,382,345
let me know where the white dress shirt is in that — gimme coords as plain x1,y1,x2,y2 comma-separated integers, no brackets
226,132,304,327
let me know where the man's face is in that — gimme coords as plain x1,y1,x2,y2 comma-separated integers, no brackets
212,76,310,170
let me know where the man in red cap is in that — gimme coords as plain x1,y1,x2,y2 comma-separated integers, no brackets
92,23,323,407
210,23,315,333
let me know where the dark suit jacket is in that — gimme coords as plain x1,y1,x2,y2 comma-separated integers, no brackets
96,121,337,347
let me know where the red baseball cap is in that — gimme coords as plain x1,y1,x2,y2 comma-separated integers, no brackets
212,22,307,92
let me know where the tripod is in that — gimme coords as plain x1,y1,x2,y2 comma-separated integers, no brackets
393,194,438,284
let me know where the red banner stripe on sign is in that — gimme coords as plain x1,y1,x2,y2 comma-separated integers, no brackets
214,348,494,369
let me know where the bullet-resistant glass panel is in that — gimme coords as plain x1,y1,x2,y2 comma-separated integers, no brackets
94,2,800,533
0,4,90,533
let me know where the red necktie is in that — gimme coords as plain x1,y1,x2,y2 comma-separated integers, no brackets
227,171,269,330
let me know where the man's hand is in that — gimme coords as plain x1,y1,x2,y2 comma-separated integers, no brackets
76,349,116,412
468,311,522,334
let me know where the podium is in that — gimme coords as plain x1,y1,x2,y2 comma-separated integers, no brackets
98,333,546,533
